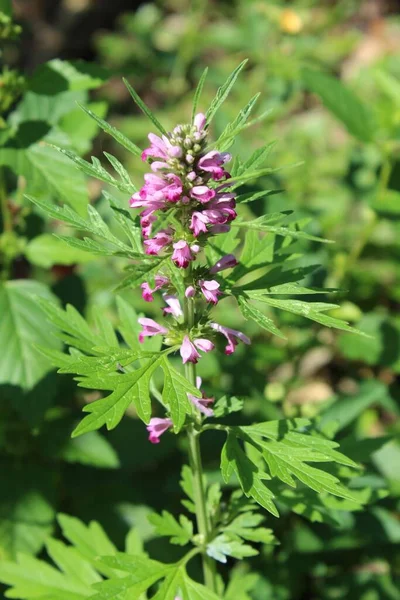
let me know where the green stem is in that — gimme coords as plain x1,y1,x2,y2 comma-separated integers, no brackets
183,287,217,592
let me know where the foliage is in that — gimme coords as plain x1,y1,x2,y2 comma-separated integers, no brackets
1,1,400,598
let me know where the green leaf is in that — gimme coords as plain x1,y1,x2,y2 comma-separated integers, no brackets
123,77,167,135
116,257,167,291
215,93,260,151
0,463,55,559
28,195,135,256
302,68,376,143
236,142,275,175
148,510,193,546
0,280,61,390
238,296,286,339
58,514,117,567
233,216,331,243
92,554,173,599
237,419,360,500
37,298,104,354
0,131,88,213
223,512,275,544
71,355,164,436
60,430,120,469
224,570,259,600
29,59,109,93
161,357,200,431
191,67,208,123
50,146,135,194
207,533,258,563
221,433,278,517
253,296,366,335
77,103,142,156
103,151,135,189
25,233,95,267
180,571,221,600
59,101,108,155
0,553,90,599
206,60,248,125
213,395,244,418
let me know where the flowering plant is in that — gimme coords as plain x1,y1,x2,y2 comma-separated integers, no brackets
0,63,371,599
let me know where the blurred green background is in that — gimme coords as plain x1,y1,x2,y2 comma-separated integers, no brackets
1,0,400,598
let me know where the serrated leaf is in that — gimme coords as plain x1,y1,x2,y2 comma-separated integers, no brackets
237,419,361,501
224,570,259,600
180,571,221,600
238,296,286,339
148,511,193,546
0,463,55,559
254,296,367,335
123,77,167,135
91,554,173,599
207,533,258,563
161,358,200,431
236,142,275,175
221,433,278,517
224,512,275,544
71,355,164,436
0,131,88,213
103,151,135,190
25,233,95,267
191,67,208,123
206,60,248,125
77,103,141,155
0,280,61,390
302,68,376,143
233,217,331,242
215,93,260,152
213,395,244,418
51,146,133,193
28,195,134,254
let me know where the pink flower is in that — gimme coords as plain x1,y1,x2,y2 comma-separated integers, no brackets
146,417,173,444
180,335,201,364
159,174,183,202
193,338,214,353
144,229,173,255
138,318,168,343
210,254,238,273
185,285,196,298
172,240,194,268
163,294,183,318
187,376,214,417
194,113,206,131
140,276,169,302
210,322,251,355
199,279,221,304
198,150,231,180
190,186,216,203
141,133,168,161
141,133,181,162
190,211,209,236
179,335,214,364
134,173,183,203
140,213,157,238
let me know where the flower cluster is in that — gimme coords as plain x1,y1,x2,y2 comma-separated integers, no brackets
130,113,235,270
131,115,251,443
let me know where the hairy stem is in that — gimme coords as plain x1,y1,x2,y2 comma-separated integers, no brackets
183,289,217,592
